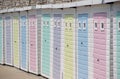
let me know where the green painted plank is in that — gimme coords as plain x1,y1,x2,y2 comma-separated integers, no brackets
116,11,120,79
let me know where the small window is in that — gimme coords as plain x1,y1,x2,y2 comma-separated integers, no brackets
100,22,104,31
54,21,57,26
43,21,46,25
94,22,98,31
24,22,26,25
118,21,120,30
23,22,26,27
47,21,49,26
30,22,32,26
70,23,72,27
33,22,34,25
65,22,67,27
83,22,86,30
58,21,61,26
78,22,82,29
58,21,61,27
32,21,34,26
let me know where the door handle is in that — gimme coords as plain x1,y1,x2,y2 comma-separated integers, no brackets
67,44,69,47
97,59,99,62
45,40,46,42
56,47,57,50
81,42,83,44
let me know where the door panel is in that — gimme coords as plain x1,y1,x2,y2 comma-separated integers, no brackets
93,12,107,79
52,14,62,79
5,16,12,65
13,14,19,67
77,13,88,79
116,11,120,79
29,15,37,73
63,14,74,79
20,15,27,70
41,14,50,76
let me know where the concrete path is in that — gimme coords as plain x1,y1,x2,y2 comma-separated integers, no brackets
0,65,46,79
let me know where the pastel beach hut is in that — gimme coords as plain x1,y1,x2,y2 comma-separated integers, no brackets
20,11,29,71
13,12,20,68
51,9,63,79
28,10,40,74
92,4,110,79
4,13,13,66
76,6,93,79
63,8,76,79
41,9,52,78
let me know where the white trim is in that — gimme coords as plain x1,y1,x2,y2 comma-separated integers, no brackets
36,9,42,75
104,0,120,3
